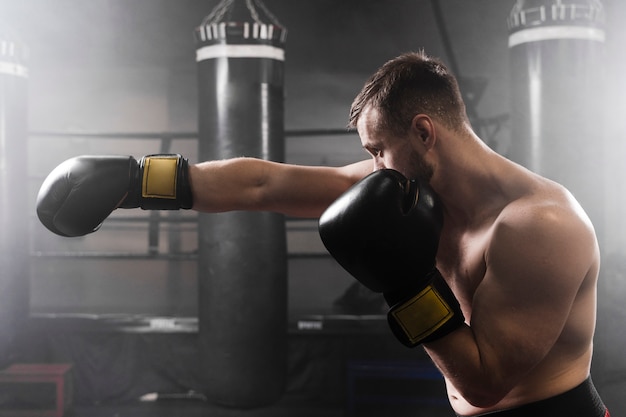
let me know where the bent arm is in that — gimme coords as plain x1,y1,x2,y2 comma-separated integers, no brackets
189,157,373,218
424,202,598,408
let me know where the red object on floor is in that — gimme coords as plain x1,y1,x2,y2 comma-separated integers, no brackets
0,363,73,417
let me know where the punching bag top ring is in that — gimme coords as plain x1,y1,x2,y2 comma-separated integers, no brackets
508,0,605,31
194,0,286,62
194,0,287,47
0,29,28,78
507,0,606,47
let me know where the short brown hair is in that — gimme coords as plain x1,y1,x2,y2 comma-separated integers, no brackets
349,51,468,136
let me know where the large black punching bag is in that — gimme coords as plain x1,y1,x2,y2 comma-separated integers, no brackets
0,28,29,367
508,0,606,234
194,0,287,407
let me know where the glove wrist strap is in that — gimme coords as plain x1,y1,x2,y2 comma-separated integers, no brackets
121,154,193,210
387,269,464,347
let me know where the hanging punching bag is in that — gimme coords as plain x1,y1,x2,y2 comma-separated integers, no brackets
508,0,606,233
194,0,288,408
0,28,29,367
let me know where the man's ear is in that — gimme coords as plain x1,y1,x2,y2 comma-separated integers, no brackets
410,114,436,149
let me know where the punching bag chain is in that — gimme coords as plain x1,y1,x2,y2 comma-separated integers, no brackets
201,0,235,26
245,0,284,27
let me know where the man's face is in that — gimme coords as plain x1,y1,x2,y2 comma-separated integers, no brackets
357,106,433,182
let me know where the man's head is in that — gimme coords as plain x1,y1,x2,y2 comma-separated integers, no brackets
349,51,469,182
349,51,468,137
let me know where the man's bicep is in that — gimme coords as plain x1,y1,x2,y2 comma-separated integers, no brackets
263,159,373,217
471,210,591,380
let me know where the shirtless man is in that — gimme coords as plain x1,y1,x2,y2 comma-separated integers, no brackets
37,51,608,416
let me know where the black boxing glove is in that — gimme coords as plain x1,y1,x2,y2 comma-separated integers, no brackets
319,169,464,346
36,154,193,237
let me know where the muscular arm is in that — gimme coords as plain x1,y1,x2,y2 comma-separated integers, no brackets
189,157,373,218
424,198,599,408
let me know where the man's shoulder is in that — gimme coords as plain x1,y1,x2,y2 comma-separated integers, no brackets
493,180,597,254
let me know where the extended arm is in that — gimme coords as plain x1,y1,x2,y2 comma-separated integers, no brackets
36,153,373,236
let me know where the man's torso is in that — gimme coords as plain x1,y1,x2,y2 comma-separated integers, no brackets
434,173,598,415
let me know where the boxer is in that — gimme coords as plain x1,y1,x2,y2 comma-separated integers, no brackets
37,51,608,416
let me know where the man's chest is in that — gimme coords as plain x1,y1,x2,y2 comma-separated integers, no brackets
436,228,491,313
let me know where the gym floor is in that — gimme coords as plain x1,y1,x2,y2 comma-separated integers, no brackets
67,393,455,417
71,400,343,417
70,401,453,417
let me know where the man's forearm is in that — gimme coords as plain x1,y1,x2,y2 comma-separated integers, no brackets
188,157,372,217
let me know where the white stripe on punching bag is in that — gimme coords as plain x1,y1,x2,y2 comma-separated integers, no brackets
509,25,605,47
196,44,285,61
